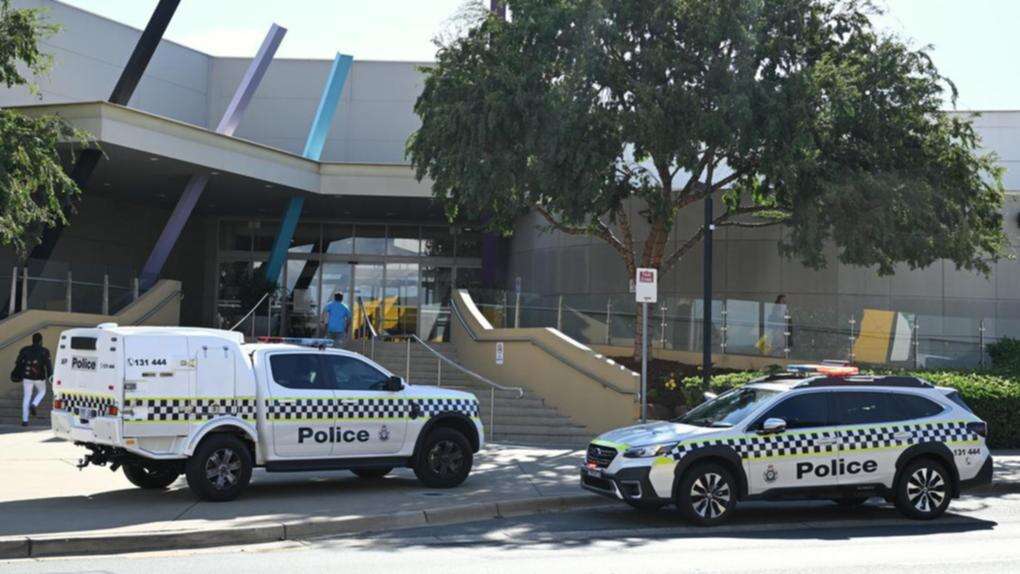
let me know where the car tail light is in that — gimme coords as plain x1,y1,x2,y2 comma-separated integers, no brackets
53,398,63,410
967,421,988,438
107,405,119,416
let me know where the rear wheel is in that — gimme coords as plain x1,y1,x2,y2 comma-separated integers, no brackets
185,435,253,502
123,463,180,490
894,458,952,520
675,463,738,526
352,467,393,479
413,427,472,488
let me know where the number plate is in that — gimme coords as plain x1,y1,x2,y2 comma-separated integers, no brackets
76,408,96,425
583,466,603,478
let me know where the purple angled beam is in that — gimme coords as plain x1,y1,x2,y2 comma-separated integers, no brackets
140,24,287,288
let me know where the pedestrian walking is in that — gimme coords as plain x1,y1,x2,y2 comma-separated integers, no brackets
11,333,52,427
322,292,352,347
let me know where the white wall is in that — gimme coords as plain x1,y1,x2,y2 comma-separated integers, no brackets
0,0,426,164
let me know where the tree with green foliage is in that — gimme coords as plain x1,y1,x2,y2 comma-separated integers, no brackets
0,0,91,257
409,0,1008,357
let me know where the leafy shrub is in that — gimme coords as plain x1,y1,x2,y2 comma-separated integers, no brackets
987,337,1020,375
678,369,1020,449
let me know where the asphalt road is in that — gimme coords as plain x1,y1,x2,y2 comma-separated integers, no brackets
8,489,1020,573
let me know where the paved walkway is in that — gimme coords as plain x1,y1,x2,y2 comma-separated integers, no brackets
1,425,1018,542
0,427,586,539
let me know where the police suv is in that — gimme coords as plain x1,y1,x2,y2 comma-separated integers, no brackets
581,364,993,525
51,324,483,501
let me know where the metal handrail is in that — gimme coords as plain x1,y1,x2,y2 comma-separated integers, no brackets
357,296,378,339
406,333,524,397
229,292,270,331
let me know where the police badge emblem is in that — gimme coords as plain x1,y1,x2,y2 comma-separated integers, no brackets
379,425,390,442
764,464,778,483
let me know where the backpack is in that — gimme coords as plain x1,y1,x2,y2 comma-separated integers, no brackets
10,352,23,383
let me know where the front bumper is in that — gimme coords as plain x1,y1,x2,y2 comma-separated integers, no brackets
580,465,669,504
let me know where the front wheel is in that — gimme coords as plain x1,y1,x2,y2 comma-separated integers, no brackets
185,435,253,502
123,463,180,489
894,459,951,520
413,428,472,488
675,463,738,526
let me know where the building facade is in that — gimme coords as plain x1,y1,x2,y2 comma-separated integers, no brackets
1,1,1018,367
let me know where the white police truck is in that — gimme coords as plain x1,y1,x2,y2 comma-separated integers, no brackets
582,364,993,525
51,324,483,501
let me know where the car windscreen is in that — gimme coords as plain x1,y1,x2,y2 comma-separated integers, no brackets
675,387,782,428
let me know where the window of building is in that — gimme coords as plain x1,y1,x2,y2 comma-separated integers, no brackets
387,225,421,257
422,226,455,258
269,354,329,390
324,224,354,255
354,225,386,255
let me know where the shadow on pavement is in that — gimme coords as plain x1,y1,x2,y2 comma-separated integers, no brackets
336,499,999,552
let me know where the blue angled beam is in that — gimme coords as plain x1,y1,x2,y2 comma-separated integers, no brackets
140,23,287,289
263,53,352,283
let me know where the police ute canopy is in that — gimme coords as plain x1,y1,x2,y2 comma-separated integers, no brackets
51,324,483,501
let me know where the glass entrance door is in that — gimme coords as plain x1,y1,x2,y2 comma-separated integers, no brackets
352,263,385,338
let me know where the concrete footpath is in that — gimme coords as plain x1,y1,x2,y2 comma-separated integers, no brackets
0,427,603,559
1,426,1019,560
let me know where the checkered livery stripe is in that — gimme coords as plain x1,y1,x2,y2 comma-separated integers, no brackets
668,420,979,463
56,392,116,416
123,397,258,422
265,397,479,422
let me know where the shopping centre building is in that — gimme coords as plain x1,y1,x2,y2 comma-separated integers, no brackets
1,0,1019,369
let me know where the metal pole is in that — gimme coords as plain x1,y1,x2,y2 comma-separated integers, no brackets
784,309,791,359
918,316,926,371
720,300,728,354
21,266,28,311
702,195,713,385
490,387,495,439
641,302,649,424
605,298,613,345
979,319,986,368
405,338,411,383
65,270,72,312
556,295,563,331
848,315,857,363
132,277,139,300
266,296,272,338
437,356,442,387
9,266,17,315
659,305,668,349
102,273,109,315
514,290,521,328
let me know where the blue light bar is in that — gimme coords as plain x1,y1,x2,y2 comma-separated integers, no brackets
257,336,334,348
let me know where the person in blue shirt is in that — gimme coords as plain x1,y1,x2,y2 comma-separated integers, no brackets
322,292,352,347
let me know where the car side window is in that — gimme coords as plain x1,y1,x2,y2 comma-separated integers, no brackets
269,354,328,391
321,355,390,391
832,391,922,425
892,393,945,420
752,392,830,430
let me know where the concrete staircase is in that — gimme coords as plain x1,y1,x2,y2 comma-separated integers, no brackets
0,388,52,426
362,340,593,448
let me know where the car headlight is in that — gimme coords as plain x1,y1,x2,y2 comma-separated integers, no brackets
622,443,676,458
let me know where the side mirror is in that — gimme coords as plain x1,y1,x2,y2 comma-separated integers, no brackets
383,376,404,392
760,417,787,434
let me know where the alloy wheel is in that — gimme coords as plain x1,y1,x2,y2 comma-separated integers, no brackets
689,472,732,519
906,467,947,513
427,440,464,477
205,448,242,491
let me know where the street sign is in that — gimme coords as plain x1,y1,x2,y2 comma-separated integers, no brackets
496,342,504,365
635,268,657,303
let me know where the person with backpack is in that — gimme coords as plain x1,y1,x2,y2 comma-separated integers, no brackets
12,333,52,427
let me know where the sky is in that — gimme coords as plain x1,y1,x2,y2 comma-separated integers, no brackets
57,0,1019,110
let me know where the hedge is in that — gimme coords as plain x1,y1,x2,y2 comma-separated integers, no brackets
678,370,1020,449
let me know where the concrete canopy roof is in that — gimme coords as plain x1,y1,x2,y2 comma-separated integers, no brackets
9,101,433,200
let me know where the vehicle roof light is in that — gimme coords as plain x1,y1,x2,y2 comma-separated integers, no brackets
787,363,859,376
256,336,334,348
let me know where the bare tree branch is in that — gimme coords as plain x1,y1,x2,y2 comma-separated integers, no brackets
659,205,791,273
535,204,633,265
